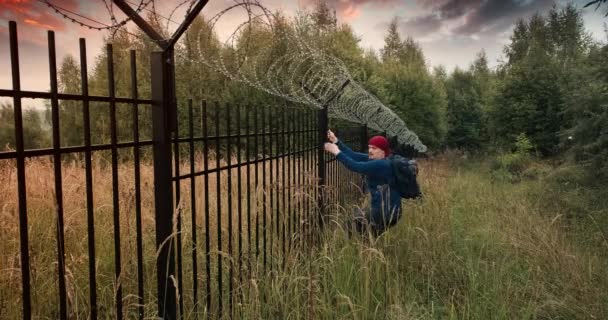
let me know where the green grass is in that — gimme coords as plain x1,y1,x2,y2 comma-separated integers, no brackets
247,156,608,319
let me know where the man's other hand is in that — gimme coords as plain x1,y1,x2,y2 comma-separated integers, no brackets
324,142,340,155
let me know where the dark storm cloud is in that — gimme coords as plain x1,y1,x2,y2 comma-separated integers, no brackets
399,14,443,37
416,0,556,35
433,0,484,19
454,0,556,35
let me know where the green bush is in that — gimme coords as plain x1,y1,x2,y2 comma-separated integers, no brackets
494,133,537,174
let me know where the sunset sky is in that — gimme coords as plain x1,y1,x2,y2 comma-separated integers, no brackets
1,0,607,108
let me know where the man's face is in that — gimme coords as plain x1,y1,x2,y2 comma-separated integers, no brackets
368,145,386,160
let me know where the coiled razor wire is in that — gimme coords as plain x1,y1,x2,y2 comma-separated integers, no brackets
190,0,427,152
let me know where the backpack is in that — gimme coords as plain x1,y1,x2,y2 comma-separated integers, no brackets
388,154,422,199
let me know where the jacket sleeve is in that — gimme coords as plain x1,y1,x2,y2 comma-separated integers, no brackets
336,152,386,174
336,140,368,162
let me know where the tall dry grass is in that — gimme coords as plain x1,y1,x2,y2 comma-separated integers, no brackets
1,154,607,319
0,151,328,319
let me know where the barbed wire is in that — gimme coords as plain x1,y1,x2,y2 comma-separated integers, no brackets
41,0,152,32
166,0,197,32
39,0,427,151
189,0,427,152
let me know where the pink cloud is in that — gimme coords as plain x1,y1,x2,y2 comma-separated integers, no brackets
0,0,76,31
0,0,89,46
301,0,400,21
342,4,362,20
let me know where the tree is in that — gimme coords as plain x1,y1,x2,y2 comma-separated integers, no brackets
399,36,426,69
564,42,608,177
381,18,402,63
311,1,336,32
56,54,83,146
378,63,447,149
0,103,50,150
445,68,483,150
494,5,591,155
470,50,496,147
493,58,562,155
0,103,14,150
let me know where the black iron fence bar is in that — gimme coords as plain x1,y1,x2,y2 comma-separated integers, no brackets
327,153,332,208
279,108,285,264
301,109,307,248
0,89,153,104
279,109,285,256
130,49,145,320
151,51,177,319
306,110,312,247
245,105,252,277
172,89,184,319
287,108,293,258
255,104,261,265
10,21,32,320
280,111,291,267
215,101,224,317
304,110,310,247
288,108,293,258
48,30,68,320
262,104,267,273
312,109,318,245
330,151,334,209
202,100,212,317
290,109,296,251
310,110,315,246
296,108,302,249
188,99,199,317
269,105,275,272
317,106,329,233
226,103,234,318
309,111,320,244
292,108,298,252
107,44,124,320
80,38,98,320
0,141,155,159
289,111,302,253
283,110,294,260
236,104,243,287
334,152,338,208
335,148,339,206
289,108,295,257
332,139,335,216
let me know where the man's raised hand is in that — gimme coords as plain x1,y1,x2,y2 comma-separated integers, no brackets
327,129,338,143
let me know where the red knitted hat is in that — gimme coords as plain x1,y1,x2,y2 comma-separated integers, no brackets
368,136,391,156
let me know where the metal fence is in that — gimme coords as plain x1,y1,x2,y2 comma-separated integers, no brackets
0,21,368,319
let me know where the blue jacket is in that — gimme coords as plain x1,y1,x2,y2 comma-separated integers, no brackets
335,141,401,226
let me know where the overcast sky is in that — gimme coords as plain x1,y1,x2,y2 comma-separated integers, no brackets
1,0,607,108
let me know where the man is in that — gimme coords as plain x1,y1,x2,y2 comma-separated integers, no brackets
324,130,401,235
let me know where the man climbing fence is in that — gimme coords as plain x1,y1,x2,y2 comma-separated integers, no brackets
324,130,404,236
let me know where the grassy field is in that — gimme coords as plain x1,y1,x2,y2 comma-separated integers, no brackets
1,153,607,319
